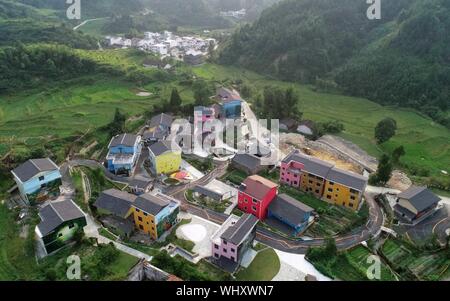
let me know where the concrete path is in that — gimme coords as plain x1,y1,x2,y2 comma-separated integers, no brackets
273,250,331,281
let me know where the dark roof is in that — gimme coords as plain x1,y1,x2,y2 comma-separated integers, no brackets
269,194,314,226
232,154,261,171
393,204,417,220
109,134,139,148
150,113,173,128
129,177,152,190
12,158,59,183
194,185,223,201
397,186,441,212
282,151,333,178
220,214,258,245
326,167,367,192
149,140,181,156
37,200,85,236
94,189,137,217
240,175,278,200
133,194,170,216
143,127,166,140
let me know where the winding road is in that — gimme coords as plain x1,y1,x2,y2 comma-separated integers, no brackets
63,158,385,254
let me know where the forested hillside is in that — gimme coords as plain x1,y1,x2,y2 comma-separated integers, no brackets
219,0,450,128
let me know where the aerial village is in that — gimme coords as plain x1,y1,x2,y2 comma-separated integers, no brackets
106,31,217,66
6,85,448,281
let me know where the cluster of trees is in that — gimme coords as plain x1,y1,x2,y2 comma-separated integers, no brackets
219,0,450,129
254,86,301,120
101,13,169,37
0,21,98,49
369,145,406,185
151,251,231,281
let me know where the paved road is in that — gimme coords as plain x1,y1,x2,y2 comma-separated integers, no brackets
66,158,385,254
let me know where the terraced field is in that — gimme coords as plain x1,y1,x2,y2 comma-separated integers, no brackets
381,239,450,281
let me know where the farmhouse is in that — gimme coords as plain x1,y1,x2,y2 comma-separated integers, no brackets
280,150,367,210
267,193,314,236
211,213,258,268
238,175,278,220
106,133,142,176
231,153,267,175
36,199,87,255
394,186,441,225
129,193,180,240
11,158,62,203
193,185,226,202
216,87,242,119
148,140,182,175
144,113,173,144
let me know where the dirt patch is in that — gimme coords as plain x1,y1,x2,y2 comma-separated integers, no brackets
136,92,152,97
387,170,412,191
79,141,98,156
280,133,376,174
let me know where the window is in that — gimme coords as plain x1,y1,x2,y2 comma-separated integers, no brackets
214,244,219,249
316,183,321,187
327,195,331,199
244,199,248,203
139,225,144,230
244,206,248,211
350,196,356,201
349,203,354,208
223,240,227,245
293,181,298,185
231,248,235,252
350,189,358,194
308,180,313,184
329,182,334,185
135,209,140,212
223,248,227,253
252,198,258,204
214,253,219,258
138,216,143,222
328,188,333,192
252,206,257,212
315,189,320,194
143,212,148,216
38,176,45,181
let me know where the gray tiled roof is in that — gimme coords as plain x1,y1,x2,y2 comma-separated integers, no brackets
398,186,441,212
133,194,170,216
232,153,261,171
269,194,314,226
221,214,258,245
149,140,181,157
12,158,59,183
150,113,173,128
194,185,223,201
94,189,137,217
283,151,333,178
326,167,367,192
240,175,278,201
109,134,139,148
37,200,85,236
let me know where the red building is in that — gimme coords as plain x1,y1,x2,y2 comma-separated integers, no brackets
238,175,278,220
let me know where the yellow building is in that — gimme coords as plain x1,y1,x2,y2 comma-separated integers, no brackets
148,140,182,175
127,193,180,240
322,168,367,210
281,150,368,211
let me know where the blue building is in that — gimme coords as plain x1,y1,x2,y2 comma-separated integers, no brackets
106,133,142,176
267,193,314,236
217,87,242,119
11,158,62,203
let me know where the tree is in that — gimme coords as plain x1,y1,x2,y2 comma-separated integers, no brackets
109,108,126,136
370,154,393,185
392,145,406,163
324,237,337,256
193,80,211,106
169,87,182,110
375,117,397,144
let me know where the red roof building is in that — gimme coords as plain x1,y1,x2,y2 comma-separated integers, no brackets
237,175,278,220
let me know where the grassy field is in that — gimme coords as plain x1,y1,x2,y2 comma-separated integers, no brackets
192,63,450,183
76,18,110,37
236,248,280,281
308,245,397,281
381,238,450,281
